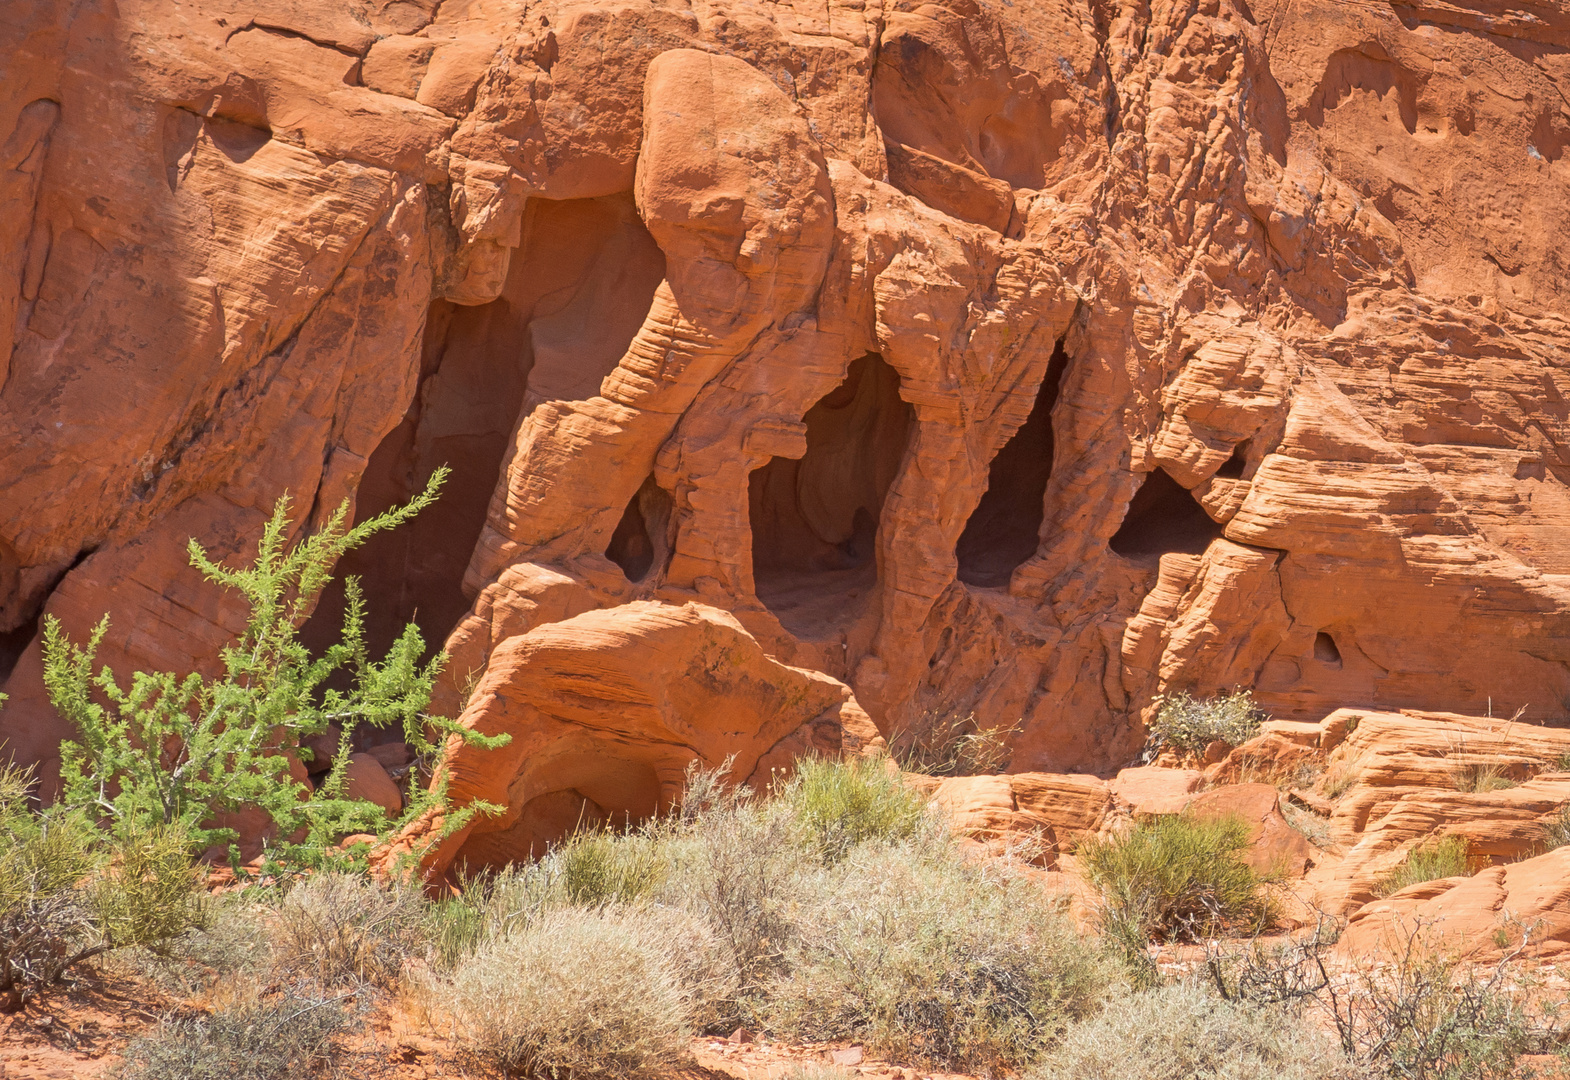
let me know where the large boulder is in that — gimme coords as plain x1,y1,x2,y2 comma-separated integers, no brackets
386,601,881,879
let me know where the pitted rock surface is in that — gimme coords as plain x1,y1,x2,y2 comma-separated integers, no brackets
5,0,1570,850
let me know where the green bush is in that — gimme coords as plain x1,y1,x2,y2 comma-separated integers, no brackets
556,828,667,906
1374,837,1470,898
762,842,1114,1070
1148,690,1267,757
1080,813,1269,972
1032,981,1355,1080
440,906,690,1080
1,763,205,1009
782,754,931,862
115,987,354,1080
40,469,508,866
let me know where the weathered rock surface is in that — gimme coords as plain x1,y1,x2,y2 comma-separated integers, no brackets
1339,846,1570,962
6,0,1570,845
394,601,881,876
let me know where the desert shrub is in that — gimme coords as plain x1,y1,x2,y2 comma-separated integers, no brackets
440,906,689,1080
1,763,205,1008
555,828,667,906
115,986,354,1080
1080,813,1269,974
1374,837,1469,898
1320,754,1366,800
270,872,424,988
41,469,509,866
1451,762,1518,794
1147,690,1267,757
1032,981,1355,1080
1539,804,1570,851
891,711,1019,776
1333,941,1554,1080
664,787,800,998
1282,801,1333,849
762,842,1114,1070
119,895,270,998
1208,918,1559,1080
783,754,931,862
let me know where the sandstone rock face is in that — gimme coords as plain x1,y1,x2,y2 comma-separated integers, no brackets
6,0,1570,838
399,601,881,877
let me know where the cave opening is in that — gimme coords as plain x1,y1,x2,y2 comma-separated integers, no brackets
955,340,1070,588
299,193,665,721
1109,468,1224,559
606,474,673,583
1314,631,1343,668
1216,439,1250,479
749,353,911,636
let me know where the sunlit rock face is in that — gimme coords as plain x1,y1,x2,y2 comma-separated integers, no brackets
5,0,1570,857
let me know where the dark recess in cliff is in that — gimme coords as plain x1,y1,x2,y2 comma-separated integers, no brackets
956,340,1070,588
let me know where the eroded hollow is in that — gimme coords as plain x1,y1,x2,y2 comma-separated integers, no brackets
1109,468,1224,559
1314,631,1343,667
749,353,911,635
956,340,1070,587
607,475,673,583
300,193,664,686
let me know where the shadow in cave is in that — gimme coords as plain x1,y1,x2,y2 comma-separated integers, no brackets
606,474,674,583
1108,468,1224,560
955,340,1070,588
749,353,911,638
299,193,665,732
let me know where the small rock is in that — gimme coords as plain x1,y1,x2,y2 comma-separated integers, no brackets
830,1046,864,1066
728,1026,754,1044
1203,739,1230,765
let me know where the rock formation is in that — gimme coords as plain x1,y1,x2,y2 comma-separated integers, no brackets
5,0,1570,854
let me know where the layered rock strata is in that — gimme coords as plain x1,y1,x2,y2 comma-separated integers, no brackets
4,0,1570,857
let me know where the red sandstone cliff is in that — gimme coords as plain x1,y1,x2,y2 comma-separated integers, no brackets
4,0,1570,865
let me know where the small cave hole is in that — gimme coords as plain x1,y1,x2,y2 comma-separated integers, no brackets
749,353,911,635
955,340,1070,588
205,116,272,163
1314,631,1343,668
606,475,673,583
1216,439,1250,480
1109,468,1224,559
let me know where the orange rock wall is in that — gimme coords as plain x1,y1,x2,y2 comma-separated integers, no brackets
5,0,1570,798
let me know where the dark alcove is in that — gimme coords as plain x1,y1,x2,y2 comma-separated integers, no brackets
1216,439,1250,479
749,353,911,635
1314,631,1344,668
1109,468,1224,559
955,340,1070,587
606,475,673,583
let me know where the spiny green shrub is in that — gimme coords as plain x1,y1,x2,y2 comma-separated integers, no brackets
1032,981,1356,1080
1374,837,1470,898
1080,813,1269,974
782,753,931,862
440,906,690,1080
39,468,508,866
1148,690,1267,757
114,986,355,1080
762,842,1115,1070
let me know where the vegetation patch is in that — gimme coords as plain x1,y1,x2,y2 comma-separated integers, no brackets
1080,812,1270,975
1374,837,1470,898
1147,691,1267,758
